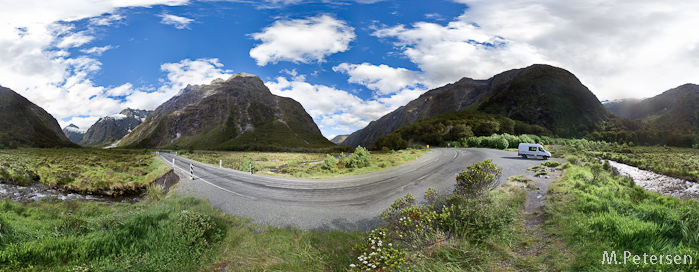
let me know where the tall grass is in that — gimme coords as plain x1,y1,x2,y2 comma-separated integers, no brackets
0,148,169,193
0,194,364,272
547,164,699,271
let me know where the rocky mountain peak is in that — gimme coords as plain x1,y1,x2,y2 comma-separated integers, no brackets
118,72,334,150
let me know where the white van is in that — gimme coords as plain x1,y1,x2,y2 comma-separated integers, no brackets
518,143,551,160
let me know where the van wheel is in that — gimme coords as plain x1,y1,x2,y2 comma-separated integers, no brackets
522,155,527,159
543,156,549,160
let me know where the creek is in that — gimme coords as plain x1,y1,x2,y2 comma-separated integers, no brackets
0,182,144,203
608,160,699,200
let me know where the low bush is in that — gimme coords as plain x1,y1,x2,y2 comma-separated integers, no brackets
347,146,371,168
322,154,337,170
439,194,515,240
454,159,502,196
543,161,561,167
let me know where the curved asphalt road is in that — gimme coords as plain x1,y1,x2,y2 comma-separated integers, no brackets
159,148,556,231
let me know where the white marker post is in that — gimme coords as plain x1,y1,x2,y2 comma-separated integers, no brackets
190,163,193,180
172,158,175,166
220,160,222,168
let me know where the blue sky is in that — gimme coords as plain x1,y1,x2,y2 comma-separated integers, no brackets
1,0,699,139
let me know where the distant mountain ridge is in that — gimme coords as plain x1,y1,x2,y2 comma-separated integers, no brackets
62,124,85,144
119,73,336,151
0,86,76,148
343,64,613,147
604,84,699,133
331,135,348,144
79,108,153,146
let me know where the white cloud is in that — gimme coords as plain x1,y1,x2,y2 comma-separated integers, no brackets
158,13,195,29
249,15,355,66
124,58,233,110
59,116,101,132
81,45,117,56
333,62,422,95
374,0,699,99
0,0,190,130
265,73,425,137
89,14,124,26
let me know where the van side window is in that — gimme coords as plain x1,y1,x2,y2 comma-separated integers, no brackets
529,147,537,151
538,147,543,151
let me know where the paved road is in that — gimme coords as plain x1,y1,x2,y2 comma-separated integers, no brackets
159,148,556,231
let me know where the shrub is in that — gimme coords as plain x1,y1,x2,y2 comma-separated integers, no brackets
172,210,220,249
496,137,509,149
543,161,561,167
566,155,580,165
454,159,502,196
322,154,337,170
466,137,482,148
347,146,371,168
338,152,347,164
439,195,515,240
379,190,443,249
349,229,407,271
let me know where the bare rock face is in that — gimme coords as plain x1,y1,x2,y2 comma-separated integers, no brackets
0,86,76,148
78,108,153,146
119,73,334,150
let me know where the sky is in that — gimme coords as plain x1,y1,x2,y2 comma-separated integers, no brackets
1,0,698,139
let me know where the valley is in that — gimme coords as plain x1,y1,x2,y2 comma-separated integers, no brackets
2,64,698,271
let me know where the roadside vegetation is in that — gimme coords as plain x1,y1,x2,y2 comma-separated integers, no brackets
0,148,169,194
180,146,429,178
0,192,364,272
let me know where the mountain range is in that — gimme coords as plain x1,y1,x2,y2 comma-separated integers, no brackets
604,84,699,134
78,108,152,146
118,73,337,151
2,65,697,150
62,124,85,144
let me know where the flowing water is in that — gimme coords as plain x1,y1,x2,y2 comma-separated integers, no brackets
607,160,699,200
0,182,144,203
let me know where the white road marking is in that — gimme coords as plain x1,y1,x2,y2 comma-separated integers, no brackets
161,154,255,199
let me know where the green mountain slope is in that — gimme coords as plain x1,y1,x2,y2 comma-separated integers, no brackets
343,64,614,147
477,64,613,138
118,73,337,151
0,86,77,148
604,84,699,134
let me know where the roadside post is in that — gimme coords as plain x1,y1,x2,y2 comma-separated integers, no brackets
172,158,175,166
250,163,253,175
220,160,222,168
190,163,193,180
